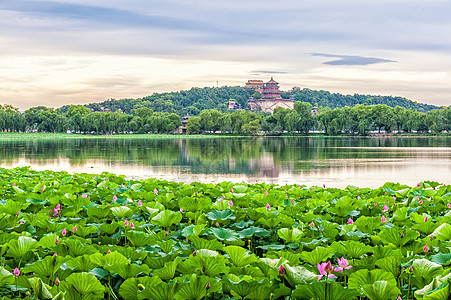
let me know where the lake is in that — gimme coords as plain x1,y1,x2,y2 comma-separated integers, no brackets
0,136,449,188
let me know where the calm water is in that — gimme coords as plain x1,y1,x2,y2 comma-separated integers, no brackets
0,136,450,188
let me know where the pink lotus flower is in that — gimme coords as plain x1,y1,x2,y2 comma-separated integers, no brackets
13,267,20,278
228,200,233,207
310,221,315,227
62,229,67,236
374,202,378,207
107,249,111,254
154,189,158,195
291,198,295,205
230,188,233,193
424,216,428,222
381,216,388,223
55,204,61,211
317,261,336,280
448,203,451,208
417,183,421,187
180,208,184,212
335,257,352,273
264,190,268,196
382,204,389,213
397,296,402,300
424,244,429,252
124,219,129,227
55,236,60,244
55,277,60,286
41,186,44,192
12,182,15,187
53,252,58,256
357,196,361,200
216,222,219,227
347,218,354,225
266,203,271,211
17,211,20,216
420,200,424,204
72,226,77,233
279,265,286,276
323,184,326,188
137,200,142,207
113,195,118,201
81,193,87,198
130,221,135,229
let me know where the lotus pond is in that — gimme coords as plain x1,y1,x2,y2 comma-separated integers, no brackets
0,167,450,300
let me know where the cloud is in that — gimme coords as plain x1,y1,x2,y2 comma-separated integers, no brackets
311,53,396,66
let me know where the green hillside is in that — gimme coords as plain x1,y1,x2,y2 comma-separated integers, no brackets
61,86,439,115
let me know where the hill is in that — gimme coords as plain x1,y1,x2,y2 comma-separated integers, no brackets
61,86,440,115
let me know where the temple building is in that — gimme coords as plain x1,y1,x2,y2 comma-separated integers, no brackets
245,80,264,93
247,78,295,113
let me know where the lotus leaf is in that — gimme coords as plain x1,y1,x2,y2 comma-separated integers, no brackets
111,206,133,219
362,280,401,300
224,246,258,267
0,267,14,286
28,277,53,300
292,281,359,300
209,227,240,242
299,246,332,265
227,274,260,299
7,235,38,258
348,269,397,291
106,263,150,280
64,272,106,298
283,264,317,286
278,227,304,243
431,223,451,241
151,210,182,228
206,209,236,221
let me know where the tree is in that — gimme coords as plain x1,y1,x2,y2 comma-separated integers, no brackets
187,116,202,134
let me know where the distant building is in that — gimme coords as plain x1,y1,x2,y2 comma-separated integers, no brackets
311,106,318,115
228,101,242,110
245,80,264,93
247,78,295,113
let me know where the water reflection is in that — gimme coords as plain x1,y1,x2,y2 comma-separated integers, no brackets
0,137,449,188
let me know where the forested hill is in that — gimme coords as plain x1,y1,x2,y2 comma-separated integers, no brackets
61,86,439,115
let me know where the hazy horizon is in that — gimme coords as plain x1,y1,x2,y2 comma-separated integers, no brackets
1,0,450,110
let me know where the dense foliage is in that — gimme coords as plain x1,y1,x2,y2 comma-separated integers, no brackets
1,103,450,135
60,87,439,115
0,167,450,299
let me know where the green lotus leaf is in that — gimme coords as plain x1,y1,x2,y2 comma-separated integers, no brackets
65,272,106,297
23,255,69,277
284,264,318,286
292,281,359,300
87,206,111,219
224,245,258,267
412,259,444,289
278,227,304,243
64,239,98,257
348,269,397,291
209,227,239,242
99,222,120,235
105,263,150,280
233,184,248,193
125,231,156,247
247,280,276,300
257,216,282,229
211,199,231,210
174,274,220,300
380,226,417,248
391,206,409,223
299,246,332,266
151,210,182,228
415,277,450,300
90,252,129,267
190,236,224,251
375,254,402,279
111,206,133,219
227,274,259,299
206,209,235,221
153,257,181,280
362,280,400,300
139,280,180,300
1,199,29,215
181,224,206,238
74,225,98,238
330,241,373,259
257,244,285,250
238,226,272,239
7,236,38,258
430,253,451,266
65,254,98,272
38,234,59,249
119,278,139,300
178,196,211,213
354,216,382,234
89,267,109,279
0,267,14,286
431,223,451,241
28,277,53,300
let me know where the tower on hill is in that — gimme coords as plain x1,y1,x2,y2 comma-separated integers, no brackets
246,78,294,113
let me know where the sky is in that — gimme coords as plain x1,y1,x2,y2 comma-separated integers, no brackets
1,0,451,111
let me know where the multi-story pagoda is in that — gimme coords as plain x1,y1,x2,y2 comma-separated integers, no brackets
245,80,264,93
247,78,294,113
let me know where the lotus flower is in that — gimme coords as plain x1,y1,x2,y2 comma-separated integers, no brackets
424,216,428,222
335,257,352,273
216,222,219,227
230,188,233,193
81,193,87,198
228,200,233,207
17,211,20,216
154,189,158,195
310,221,315,227
417,183,421,187
382,204,389,213
113,195,118,201
41,186,44,192
381,215,388,223
347,218,353,225
266,203,271,211
279,265,286,276
72,226,77,233
107,249,111,254
124,219,129,227
317,261,336,280
55,236,59,244
180,208,184,212
374,202,378,206
193,250,197,256
420,200,424,204
397,296,402,300
53,252,58,256
62,228,67,236
13,267,20,278
137,200,142,207
55,277,60,286
424,244,429,252
130,221,135,229
448,203,451,208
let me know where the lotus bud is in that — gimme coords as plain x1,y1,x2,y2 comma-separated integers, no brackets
381,216,388,223
138,200,142,207
202,265,205,272
62,229,67,236
323,184,326,188
448,203,451,208
401,232,404,238
357,196,361,199
230,188,233,193
216,222,219,227
397,296,402,300
228,200,233,207
13,267,20,278
165,230,168,235
41,186,44,192
55,277,60,286
72,226,77,233
55,236,59,244
124,219,129,227
206,282,210,290
430,235,434,240
130,221,135,229
424,216,428,222
420,200,423,204
291,198,294,205
374,202,378,206
108,249,111,254
53,252,58,256
347,218,353,225
12,182,15,186
264,190,268,196
278,265,286,276
266,203,270,211
424,244,429,252
310,221,315,227
417,183,421,187
324,261,334,273
82,193,87,198
17,211,20,216
180,208,184,212
409,265,413,272
154,189,158,195
113,195,118,201
193,250,197,257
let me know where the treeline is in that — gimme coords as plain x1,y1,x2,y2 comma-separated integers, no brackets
60,86,439,116
1,102,449,135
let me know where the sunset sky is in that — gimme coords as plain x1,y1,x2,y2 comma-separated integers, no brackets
1,0,450,110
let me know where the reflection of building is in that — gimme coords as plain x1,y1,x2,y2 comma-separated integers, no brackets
249,152,280,178
247,78,295,114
